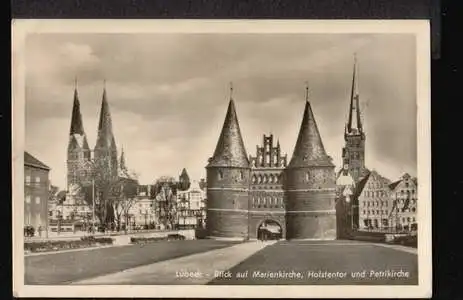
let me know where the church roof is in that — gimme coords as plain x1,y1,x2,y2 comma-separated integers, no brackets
388,180,402,190
180,168,190,179
24,151,50,170
288,88,334,168
207,98,249,168
346,55,363,134
95,85,117,152
70,87,86,136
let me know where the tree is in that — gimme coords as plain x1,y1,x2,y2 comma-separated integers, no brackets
49,184,59,202
153,177,178,230
75,154,123,229
112,174,139,231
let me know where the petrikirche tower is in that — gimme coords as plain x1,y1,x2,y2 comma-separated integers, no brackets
205,85,251,239
342,56,366,184
284,85,337,240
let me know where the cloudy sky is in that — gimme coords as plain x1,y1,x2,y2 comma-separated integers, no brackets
25,33,417,188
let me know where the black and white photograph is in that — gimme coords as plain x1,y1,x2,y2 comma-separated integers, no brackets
12,20,431,298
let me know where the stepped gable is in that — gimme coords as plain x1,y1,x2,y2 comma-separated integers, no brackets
207,99,249,168
288,97,334,168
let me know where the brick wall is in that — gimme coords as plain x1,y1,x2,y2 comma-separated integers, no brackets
285,166,336,240
206,167,250,238
206,210,249,238
286,211,336,240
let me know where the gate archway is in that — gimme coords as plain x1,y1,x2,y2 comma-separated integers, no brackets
257,219,283,241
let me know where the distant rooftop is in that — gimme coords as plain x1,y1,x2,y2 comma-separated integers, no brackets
24,151,50,170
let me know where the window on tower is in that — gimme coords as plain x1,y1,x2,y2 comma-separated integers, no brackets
218,170,223,180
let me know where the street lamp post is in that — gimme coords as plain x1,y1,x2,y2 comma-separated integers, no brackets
92,178,96,234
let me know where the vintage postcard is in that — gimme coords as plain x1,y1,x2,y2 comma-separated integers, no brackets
12,19,431,298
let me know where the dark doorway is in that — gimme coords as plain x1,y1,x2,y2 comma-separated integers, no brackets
257,220,282,241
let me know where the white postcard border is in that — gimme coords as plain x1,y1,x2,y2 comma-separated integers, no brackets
12,19,432,298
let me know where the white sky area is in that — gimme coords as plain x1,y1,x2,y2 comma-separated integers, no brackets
25,33,417,189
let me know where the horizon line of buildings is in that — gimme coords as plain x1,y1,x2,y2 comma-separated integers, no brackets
24,57,418,238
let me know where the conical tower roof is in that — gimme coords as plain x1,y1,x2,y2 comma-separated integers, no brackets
346,54,363,134
180,168,190,180
207,90,249,168
70,88,85,135
68,80,90,150
288,87,334,168
95,83,117,151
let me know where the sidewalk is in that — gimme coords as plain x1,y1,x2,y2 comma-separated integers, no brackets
71,240,276,285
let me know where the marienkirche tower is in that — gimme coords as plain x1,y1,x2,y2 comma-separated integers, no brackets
66,79,92,189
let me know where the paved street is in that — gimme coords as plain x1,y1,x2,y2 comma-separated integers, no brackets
209,240,418,285
25,240,417,285
25,240,240,284
72,241,275,285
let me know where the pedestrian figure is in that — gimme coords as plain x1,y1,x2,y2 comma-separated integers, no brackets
38,225,42,237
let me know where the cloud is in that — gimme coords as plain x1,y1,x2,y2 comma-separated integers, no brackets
24,33,418,188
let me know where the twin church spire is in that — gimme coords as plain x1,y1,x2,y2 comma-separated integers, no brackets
67,79,124,174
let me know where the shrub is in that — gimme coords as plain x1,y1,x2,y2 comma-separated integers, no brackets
25,237,113,253
130,236,168,244
391,235,417,248
167,234,186,241
195,228,207,239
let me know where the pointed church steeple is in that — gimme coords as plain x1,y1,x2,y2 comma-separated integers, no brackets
70,78,85,136
94,81,118,176
95,80,117,151
68,78,90,151
288,84,333,168
207,85,249,168
346,54,363,134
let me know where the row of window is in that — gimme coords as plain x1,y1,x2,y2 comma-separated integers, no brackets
362,210,389,216
363,190,388,198
363,200,389,207
363,199,417,207
252,197,284,207
218,171,245,180
361,217,416,225
25,176,41,184
252,174,282,184
396,190,416,196
25,195,41,204
251,154,282,166
362,207,416,216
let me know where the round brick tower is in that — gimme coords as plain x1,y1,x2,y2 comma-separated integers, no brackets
206,89,251,240
284,87,337,240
